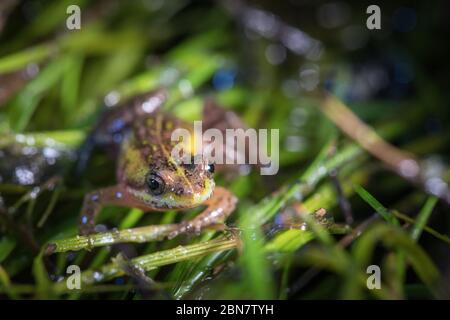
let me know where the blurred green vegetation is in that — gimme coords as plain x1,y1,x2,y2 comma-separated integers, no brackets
0,0,449,300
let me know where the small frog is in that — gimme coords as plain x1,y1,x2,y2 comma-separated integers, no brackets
77,90,240,239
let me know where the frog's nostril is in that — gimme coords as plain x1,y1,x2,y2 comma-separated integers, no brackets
175,187,193,196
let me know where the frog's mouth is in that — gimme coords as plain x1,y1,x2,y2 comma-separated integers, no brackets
168,178,215,209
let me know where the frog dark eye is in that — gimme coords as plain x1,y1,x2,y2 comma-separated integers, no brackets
207,163,215,174
146,173,165,195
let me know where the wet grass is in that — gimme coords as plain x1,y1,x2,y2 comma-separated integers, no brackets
0,1,449,299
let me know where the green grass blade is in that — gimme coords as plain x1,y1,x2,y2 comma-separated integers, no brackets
239,213,275,299
354,185,398,225
410,197,438,241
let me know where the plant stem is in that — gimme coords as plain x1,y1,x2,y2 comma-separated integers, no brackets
46,224,179,254
53,235,238,290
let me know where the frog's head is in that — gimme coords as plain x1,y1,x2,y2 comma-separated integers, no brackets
142,156,216,209
118,111,217,209
120,140,216,209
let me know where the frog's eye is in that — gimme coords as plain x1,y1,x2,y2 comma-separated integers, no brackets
146,173,165,195
206,163,215,174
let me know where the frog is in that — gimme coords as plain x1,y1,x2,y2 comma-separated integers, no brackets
76,89,240,239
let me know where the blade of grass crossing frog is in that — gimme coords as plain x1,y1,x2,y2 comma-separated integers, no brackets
410,196,438,241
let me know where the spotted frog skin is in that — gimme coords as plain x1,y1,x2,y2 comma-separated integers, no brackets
78,90,237,238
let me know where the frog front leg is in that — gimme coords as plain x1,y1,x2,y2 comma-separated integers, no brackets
79,185,154,235
79,185,237,238
168,186,237,239
45,186,236,253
